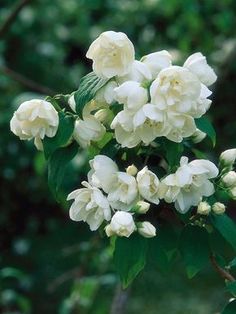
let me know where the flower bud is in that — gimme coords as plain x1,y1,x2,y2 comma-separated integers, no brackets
137,221,156,238
126,164,138,176
68,94,76,112
220,149,236,169
136,201,150,214
105,224,114,237
197,201,211,215
94,108,113,125
230,187,236,200
109,211,136,238
212,202,226,215
222,171,236,187
191,129,206,144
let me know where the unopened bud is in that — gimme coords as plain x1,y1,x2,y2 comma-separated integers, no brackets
68,94,76,112
197,201,211,215
136,201,150,214
220,149,236,169
212,202,226,215
137,221,156,238
126,164,138,176
104,224,114,237
222,171,236,187
191,129,206,144
94,108,113,125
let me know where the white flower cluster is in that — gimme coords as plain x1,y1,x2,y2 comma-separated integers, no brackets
67,155,219,237
83,31,217,148
220,149,236,200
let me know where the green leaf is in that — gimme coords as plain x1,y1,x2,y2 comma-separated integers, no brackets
48,142,78,200
100,139,120,159
195,116,216,146
74,72,109,118
179,225,210,278
211,214,236,252
163,139,184,170
226,281,236,296
43,111,75,159
222,300,236,314
113,234,148,288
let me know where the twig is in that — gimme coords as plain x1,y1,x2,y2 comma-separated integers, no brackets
0,65,56,95
0,0,32,38
110,284,130,314
210,254,235,282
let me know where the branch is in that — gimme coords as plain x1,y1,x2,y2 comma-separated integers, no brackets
0,65,56,96
210,254,235,282
110,284,130,314
0,0,33,38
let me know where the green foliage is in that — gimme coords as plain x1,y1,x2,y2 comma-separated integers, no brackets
179,225,210,278
195,116,216,146
113,234,148,288
222,300,236,314
74,72,109,118
48,142,78,200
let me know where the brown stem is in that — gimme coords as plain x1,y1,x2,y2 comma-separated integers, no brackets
0,0,33,38
210,254,235,282
110,284,130,314
0,65,56,95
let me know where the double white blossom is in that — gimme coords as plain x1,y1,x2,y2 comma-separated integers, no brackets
86,31,135,79
10,99,59,150
137,166,160,204
142,50,172,79
67,181,111,231
159,157,219,213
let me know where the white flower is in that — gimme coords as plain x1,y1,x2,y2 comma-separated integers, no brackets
137,166,160,205
73,116,105,148
150,66,201,111
165,112,196,143
67,181,111,231
86,31,135,78
68,94,76,112
142,50,172,79
126,164,138,176
212,202,226,215
10,99,59,143
107,211,136,237
230,187,236,200
136,201,150,214
160,156,219,213
220,149,236,169
119,60,152,83
184,52,217,86
138,221,156,238
88,155,118,194
111,110,141,148
222,171,236,187
197,201,211,215
94,108,113,125
108,172,138,210
191,128,206,143
133,104,169,144
114,81,148,112
95,81,118,104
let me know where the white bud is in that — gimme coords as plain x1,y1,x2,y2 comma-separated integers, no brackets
197,201,211,215
109,211,136,238
136,201,150,214
94,108,113,125
191,129,206,144
68,94,76,112
220,149,236,169
138,221,156,238
212,202,226,215
230,187,236,200
105,224,114,237
126,164,138,176
222,171,236,187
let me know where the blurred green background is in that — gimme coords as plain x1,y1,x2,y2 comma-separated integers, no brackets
1,0,236,313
